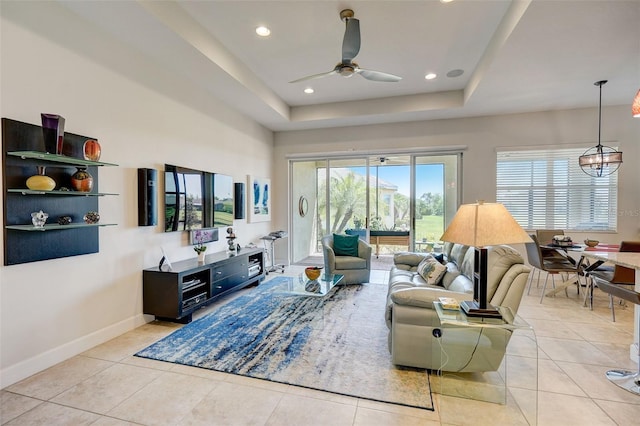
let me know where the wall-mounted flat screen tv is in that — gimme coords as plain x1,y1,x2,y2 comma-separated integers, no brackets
213,174,234,227
164,164,205,232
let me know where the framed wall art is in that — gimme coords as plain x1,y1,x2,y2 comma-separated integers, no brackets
248,175,271,223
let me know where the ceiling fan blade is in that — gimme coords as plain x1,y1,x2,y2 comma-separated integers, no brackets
342,18,360,62
289,69,338,84
357,68,402,82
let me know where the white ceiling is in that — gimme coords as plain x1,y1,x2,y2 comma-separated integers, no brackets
45,1,640,131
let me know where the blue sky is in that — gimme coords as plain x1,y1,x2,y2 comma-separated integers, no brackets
349,164,444,197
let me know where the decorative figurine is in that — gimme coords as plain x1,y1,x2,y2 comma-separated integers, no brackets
57,216,72,225
31,210,48,228
83,211,100,224
226,227,237,252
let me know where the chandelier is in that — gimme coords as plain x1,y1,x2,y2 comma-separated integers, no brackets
578,80,622,177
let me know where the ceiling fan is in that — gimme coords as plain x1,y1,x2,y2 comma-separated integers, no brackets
289,9,402,84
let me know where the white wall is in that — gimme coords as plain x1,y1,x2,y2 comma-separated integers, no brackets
273,107,640,250
0,13,274,387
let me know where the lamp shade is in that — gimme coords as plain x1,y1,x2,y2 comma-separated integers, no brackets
440,202,531,247
633,89,640,118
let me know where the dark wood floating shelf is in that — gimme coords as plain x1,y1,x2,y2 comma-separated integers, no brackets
6,223,117,231
3,118,119,265
7,150,118,167
7,189,118,196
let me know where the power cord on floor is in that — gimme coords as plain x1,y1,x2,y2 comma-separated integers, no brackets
433,328,449,372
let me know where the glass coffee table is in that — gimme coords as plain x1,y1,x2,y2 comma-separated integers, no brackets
277,273,344,297
271,273,344,329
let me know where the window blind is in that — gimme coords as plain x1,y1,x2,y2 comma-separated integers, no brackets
496,147,617,232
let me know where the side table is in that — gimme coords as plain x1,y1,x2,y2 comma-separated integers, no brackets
432,302,538,425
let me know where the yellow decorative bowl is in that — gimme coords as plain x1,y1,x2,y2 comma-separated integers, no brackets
304,267,321,280
584,239,599,248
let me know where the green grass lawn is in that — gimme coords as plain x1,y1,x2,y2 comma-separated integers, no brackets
414,215,444,242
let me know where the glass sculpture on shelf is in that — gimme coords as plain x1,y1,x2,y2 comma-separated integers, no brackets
31,210,48,228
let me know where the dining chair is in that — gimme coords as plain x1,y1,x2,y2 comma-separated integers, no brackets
588,241,640,321
525,234,584,303
536,229,572,262
527,230,569,292
536,229,566,246
525,236,543,294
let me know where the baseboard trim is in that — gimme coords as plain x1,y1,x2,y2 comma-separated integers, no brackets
1,314,147,389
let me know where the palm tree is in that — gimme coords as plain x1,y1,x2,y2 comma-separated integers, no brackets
393,193,410,227
317,169,367,235
332,170,367,233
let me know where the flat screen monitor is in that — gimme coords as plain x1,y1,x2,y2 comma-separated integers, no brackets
164,164,205,231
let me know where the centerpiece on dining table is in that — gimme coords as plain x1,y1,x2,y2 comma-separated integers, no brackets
552,235,573,247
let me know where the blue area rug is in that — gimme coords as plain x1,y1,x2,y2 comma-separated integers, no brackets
135,277,433,410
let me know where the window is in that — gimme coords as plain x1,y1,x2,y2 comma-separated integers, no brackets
496,147,618,232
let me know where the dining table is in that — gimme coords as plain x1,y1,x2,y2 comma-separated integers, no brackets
582,250,640,363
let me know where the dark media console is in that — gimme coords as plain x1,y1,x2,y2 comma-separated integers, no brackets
142,247,265,323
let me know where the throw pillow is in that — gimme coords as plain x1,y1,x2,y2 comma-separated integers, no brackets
332,233,359,257
416,255,447,286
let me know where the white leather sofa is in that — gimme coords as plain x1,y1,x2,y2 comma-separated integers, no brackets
385,242,530,372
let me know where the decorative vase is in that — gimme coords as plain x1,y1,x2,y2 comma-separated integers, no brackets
26,166,56,191
71,167,93,192
83,139,101,162
198,252,206,263
41,113,65,155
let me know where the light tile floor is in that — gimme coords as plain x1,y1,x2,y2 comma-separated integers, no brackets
2,264,639,425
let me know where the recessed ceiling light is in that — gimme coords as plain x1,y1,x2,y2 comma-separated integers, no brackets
304,88,314,94
255,26,271,37
446,69,464,78
424,73,437,80
440,0,455,3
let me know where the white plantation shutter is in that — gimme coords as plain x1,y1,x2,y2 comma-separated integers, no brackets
496,147,617,232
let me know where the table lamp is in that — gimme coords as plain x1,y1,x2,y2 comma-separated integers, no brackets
440,201,531,318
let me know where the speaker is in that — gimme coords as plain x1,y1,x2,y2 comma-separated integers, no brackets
234,182,245,219
138,168,158,226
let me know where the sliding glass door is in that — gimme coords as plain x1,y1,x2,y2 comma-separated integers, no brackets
291,157,370,264
413,154,458,252
367,156,412,256
290,152,460,264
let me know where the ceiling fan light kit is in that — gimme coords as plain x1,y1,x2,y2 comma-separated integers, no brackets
578,80,623,177
289,9,402,84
